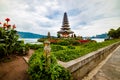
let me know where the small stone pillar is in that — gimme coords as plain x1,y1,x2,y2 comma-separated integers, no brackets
44,40,51,68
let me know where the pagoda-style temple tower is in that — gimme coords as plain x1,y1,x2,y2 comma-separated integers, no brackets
57,12,74,38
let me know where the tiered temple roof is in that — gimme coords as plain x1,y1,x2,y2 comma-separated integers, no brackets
57,12,74,37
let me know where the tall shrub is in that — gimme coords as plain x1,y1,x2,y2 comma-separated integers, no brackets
0,18,27,57
28,51,72,80
108,27,120,39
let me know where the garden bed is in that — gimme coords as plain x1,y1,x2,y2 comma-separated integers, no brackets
28,39,120,80
33,39,120,62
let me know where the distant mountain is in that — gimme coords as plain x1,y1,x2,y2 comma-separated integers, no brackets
91,33,108,39
18,31,47,38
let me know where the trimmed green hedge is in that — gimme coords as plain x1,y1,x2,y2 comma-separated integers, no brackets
26,43,43,50
52,39,120,62
51,45,64,52
30,39,120,62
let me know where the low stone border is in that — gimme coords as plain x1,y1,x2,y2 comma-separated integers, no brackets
23,49,35,64
58,41,120,80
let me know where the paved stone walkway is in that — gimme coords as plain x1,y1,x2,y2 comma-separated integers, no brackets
92,45,120,80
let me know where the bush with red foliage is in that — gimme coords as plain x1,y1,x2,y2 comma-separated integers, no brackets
49,39,58,44
78,40,90,43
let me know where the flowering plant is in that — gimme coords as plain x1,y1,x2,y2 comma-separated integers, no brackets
0,18,19,57
0,18,16,30
78,40,89,43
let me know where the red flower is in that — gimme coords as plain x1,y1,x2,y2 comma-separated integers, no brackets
7,24,11,28
0,22,1,24
5,18,10,22
3,23,7,27
12,24,16,29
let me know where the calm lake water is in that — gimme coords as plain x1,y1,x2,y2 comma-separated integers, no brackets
91,38,105,42
19,38,105,44
19,38,42,44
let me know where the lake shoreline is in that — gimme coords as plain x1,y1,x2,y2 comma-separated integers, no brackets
19,38,105,44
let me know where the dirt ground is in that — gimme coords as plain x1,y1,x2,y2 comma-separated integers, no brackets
0,56,29,80
0,50,34,80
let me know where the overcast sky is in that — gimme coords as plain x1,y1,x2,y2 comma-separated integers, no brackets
0,0,120,37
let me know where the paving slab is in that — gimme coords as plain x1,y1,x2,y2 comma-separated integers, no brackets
92,45,120,80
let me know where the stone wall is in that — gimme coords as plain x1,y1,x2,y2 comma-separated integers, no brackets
58,42,120,80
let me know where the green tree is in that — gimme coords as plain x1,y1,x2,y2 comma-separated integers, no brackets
71,34,73,38
108,27,120,39
116,27,120,38
74,34,76,38
48,32,51,39
57,33,60,38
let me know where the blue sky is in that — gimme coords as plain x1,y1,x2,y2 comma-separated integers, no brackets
0,0,120,37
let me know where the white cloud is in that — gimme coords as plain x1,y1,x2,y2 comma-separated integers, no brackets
75,17,120,36
0,0,120,37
